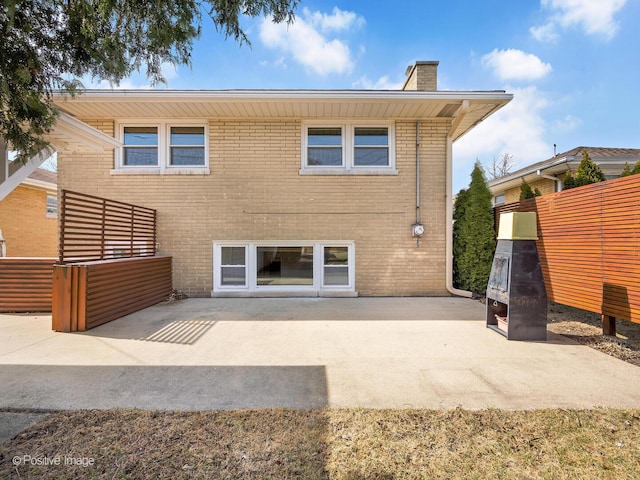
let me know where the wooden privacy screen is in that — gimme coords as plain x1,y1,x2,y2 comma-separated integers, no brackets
495,174,640,324
52,256,172,332
59,189,157,264
0,258,55,312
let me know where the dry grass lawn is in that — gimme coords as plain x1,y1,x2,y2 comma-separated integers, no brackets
1,302,639,479
1,408,639,479
547,303,640,367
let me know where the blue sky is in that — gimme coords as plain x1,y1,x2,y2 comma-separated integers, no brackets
94,0,639,192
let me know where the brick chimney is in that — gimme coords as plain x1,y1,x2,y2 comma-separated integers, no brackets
402,61,438,91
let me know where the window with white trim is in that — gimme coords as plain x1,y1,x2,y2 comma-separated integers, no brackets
220,246,247,287
301,122,396,175
353,127,389,166
123,126,159,166
169,126,205,166
46,194,58,218
213,241,355,295
307,127,343,166
115,121,208,174
323,246,350,286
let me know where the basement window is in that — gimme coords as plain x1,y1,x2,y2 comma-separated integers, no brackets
213,241,355,296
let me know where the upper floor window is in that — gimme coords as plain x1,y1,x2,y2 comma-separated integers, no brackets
354,127,389,166
307,127,343,166
170,127,205,166
123,127,158,166
115,122,208,174
301,121,396,175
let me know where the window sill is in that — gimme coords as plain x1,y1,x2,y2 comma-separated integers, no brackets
110,167,210,175
211,290,358,298
299,168,398,176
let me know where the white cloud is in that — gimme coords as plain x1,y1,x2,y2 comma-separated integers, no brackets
454,86,552,189
530,23,560,42
305,7,365,31
482,49,552,81
259,7,365,75
552,114,582,132
84,78,153,90
161,62,178,81
352,75,404,90
531,0,627,41
81,62,178,89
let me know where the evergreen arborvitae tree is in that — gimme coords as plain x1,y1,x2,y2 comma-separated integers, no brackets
632,159,640,175
452,188,469,290
620,162,633,177
563,171,577,189
453,162,496,294
519,179,541,200
574,150,606,186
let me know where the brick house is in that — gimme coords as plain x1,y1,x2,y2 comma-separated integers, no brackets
46,61,511,297
489,147,640,205
0,168,58,257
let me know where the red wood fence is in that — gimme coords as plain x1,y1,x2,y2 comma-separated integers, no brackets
52,256,172,332
495,174,640,326
0,258,55,312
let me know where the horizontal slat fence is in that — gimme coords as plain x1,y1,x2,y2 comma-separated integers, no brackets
495,174,640,324
53,256,172,332
59,189,157,264
0,258,55,312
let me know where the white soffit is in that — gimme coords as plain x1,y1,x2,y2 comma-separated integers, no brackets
52,90,512,141
45,111,121,151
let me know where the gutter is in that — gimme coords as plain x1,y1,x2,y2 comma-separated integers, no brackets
488,156,572,189
536,170,563,192
53,89,512,102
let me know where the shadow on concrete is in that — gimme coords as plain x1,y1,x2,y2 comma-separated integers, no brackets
76,311,219,344
0,365,329,411
136,319,217,345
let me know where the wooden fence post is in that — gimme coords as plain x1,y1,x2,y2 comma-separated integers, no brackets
602,315,616,337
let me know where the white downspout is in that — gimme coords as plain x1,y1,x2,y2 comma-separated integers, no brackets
536,170,563,191
445,135,472,298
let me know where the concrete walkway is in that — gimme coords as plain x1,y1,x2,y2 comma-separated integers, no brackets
1,297,639,423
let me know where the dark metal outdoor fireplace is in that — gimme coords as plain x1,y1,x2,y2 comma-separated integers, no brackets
486,212,547,341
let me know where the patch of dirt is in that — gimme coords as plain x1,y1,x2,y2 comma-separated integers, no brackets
547,302,640,367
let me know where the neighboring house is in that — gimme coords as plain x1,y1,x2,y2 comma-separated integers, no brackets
489,147,640,205
0,168,58,257
44,61,511,297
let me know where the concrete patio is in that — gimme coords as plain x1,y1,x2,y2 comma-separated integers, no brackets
1,297,639,416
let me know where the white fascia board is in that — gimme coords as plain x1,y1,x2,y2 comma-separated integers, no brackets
22,178,57,192
54,89,513,103
487,156,572,190
54,111,121,149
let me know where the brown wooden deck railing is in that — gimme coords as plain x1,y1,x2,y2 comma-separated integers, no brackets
59,189,157,264
494,174,640,327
